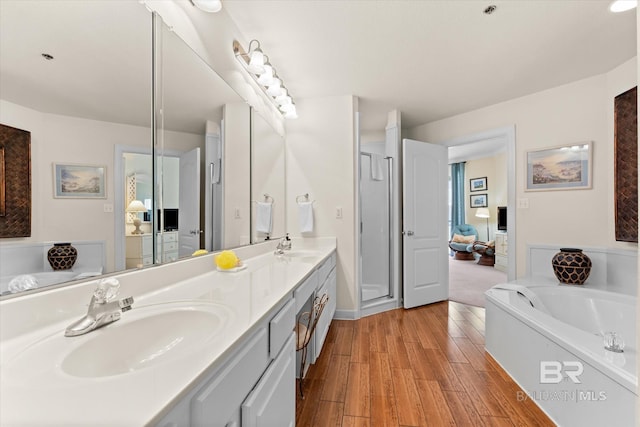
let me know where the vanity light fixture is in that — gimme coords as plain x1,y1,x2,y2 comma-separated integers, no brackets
233,39,297,119
189,0,223,13
609,0,637,12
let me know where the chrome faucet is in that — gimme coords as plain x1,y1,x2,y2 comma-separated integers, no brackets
65,278,134,337
274,234,292,255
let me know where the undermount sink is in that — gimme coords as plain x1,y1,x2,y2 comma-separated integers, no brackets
3,302,234,381
61,302,233,378
279,250,322,260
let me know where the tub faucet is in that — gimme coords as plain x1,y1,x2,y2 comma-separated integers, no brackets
274,234,292,255
64,278,134,337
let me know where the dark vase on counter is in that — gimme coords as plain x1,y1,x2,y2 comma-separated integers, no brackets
47,243,77,271
551,248,592,285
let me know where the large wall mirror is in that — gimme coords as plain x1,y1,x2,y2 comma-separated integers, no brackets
0,1,260,298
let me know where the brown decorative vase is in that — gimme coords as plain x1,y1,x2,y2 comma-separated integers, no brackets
551,248,592,285
47,243,77,270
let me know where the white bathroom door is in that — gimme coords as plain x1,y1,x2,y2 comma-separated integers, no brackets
402,138,449,309
178,147,201,256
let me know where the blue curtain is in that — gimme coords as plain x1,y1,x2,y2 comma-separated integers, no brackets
450,162,465,234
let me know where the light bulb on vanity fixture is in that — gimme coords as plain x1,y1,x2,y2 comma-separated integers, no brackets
233,39,298,119
609,0,637,12
126,200,147,235
189,0,222,13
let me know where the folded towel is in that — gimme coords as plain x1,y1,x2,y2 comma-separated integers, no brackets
256,202,273,234
298,201,314,233
8,275,38,293
370,153,384,181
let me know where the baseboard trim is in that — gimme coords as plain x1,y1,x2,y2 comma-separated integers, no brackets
333,309,358,320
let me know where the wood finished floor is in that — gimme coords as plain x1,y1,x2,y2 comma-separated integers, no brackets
296,301,555,427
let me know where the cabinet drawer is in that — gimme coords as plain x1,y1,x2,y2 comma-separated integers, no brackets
269,299,295,359
495,255,508,267
158,241,179,252
316,252,336,286
191,328,269,427
242,333,295,427
294,272,317,313
162,231,178,243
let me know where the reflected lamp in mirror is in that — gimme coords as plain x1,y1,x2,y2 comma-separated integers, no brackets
126,200,147,235
475,208,490,241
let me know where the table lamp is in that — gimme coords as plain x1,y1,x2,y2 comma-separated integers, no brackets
126,200,147,235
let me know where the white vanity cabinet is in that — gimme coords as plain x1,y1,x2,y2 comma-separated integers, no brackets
242,333,296,427
155,297,295,427
314,253,336,360
154,248,337,427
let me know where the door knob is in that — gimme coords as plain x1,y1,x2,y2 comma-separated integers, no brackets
404,230,414,236
190,229,202,235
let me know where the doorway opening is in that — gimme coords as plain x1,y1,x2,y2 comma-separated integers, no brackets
445,126,516,307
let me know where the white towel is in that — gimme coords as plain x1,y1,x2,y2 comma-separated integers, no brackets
256,202,273,234
370,153,384,181
298,201,314,233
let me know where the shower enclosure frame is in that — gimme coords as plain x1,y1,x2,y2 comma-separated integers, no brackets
359,152,394,303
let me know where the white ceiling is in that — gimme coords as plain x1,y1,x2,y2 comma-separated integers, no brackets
223,0,637,131
0,0,242,135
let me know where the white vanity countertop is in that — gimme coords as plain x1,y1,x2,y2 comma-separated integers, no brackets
0,238,336,426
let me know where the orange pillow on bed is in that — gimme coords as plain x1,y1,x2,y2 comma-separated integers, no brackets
451,233,475,244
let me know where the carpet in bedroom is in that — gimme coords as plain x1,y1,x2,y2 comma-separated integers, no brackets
448,256,507,307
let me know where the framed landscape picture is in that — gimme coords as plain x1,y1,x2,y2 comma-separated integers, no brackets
526,142,592,191
53,163,106,198
469,177,487,192
470,193,488,208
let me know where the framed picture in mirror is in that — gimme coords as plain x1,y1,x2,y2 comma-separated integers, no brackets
470,193,488,208
469,177,487,192
53,163,106,199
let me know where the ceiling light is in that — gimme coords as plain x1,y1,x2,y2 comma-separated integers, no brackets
189,0,222,13
233,39,297,119
609,0,637,12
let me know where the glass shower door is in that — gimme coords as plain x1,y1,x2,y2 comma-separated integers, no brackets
360,152,392,303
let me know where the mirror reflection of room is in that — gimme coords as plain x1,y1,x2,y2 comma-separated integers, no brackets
0,1,284,297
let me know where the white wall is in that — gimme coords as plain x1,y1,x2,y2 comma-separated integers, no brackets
285,95,357,313
409,57,638,277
